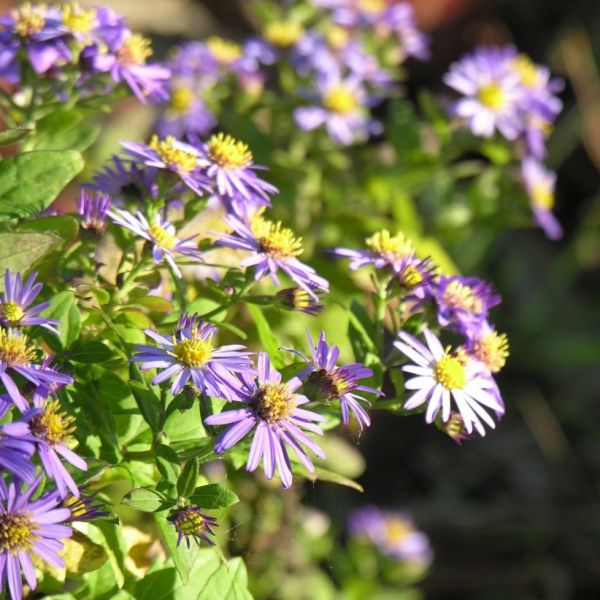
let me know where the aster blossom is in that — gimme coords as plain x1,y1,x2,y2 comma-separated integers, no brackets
0,270,59,334
107,209,204,278
168,504,218,548
131,319,254,399
205,353,327,488
77,189,112,235
216,213,329,299
287,330,382,430
394,329,504,436
0,396,36,483
0,476,73,600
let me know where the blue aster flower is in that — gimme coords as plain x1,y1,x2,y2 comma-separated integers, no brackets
0,396,36,483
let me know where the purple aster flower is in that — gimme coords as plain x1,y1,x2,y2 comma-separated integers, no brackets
0,270,59,334
107,209,204,278
0,330,72,411
444,46,523,139
294,69,380,145
383,3,430,62
394,329,504,436
77,189,112,235
197,132,277,203
286,330,383,430
121,136,209,197
0,396,36,483
274,286,324,316
61,491,109,522
131,320,254,399
430,275,500,337
521,156,562,240
205,353,327,488
348,505,433,565
464,323,509,375
21,393,87,498
0,475,72,600
168,504,218,548
216,213,329,299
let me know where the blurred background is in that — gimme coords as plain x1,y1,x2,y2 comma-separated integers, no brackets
4,0,599,597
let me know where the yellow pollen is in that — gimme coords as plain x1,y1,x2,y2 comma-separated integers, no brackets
358,0,386,15
263,21,304,48
117,34,152,65
255,382,295,423
169,85,194,115
175,508,204,535
385,517,411,543
366,230,414,259
531,183,554,210
442,411,469,439
0,330,34,366
62,3,96,33
13,3,46,37
0,513,37,554
206,37,242,65
512,55,539,88
400,266,423,288
147,220,177,250
1,302,25,324
172,336,213,367
206,133,253,169
30,399,75,446
472,332,509,373
435,354,466,390
323,85,358,114
251,215,303,259
325,25,350,50
149,135,198,173
442,280,483,314
63,496,88,519
477,83,506,110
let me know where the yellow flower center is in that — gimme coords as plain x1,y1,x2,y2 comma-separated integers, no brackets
62,3,96,33
512,55,539,88
263,21,304,48
323,85,359,114
30,399,75,446
400,266,423,288
531,183,554,210
0,513,37,555
13,3,46,37
471,331,509,373
173,507,205,536
206,133,253,169
149,135,198,173
358,0,386,15
117,34,152,65
442,280,483,314
169,85,194,115
325,25,350,50
147,221,177,250
434,354,466,390
385,517,411,543
0,330,34,366
63,496,89,520
172,336,213,367
206,36,242,65
251,215,303,260
1,302,25,324
255,382,295,423
366,230,414,260
441,411,468,440
477,83,506,110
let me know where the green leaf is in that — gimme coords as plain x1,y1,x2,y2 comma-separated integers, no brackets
0,149,83,219
177,459,199,499
0,232,61,286
122,488,174,513
246,304,284,368
347,300,376,361
40,291,81,349
17,215,79,244
68,340,113,363
129,380,162,432
188,484,239,509
299,466,363,492
31,109,101,152
128,294,174,313
0,128,31,147
156,444,180,483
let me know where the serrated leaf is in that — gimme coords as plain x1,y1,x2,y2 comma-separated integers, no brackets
188,484,239,509
0,150,83,219
122,488,174,513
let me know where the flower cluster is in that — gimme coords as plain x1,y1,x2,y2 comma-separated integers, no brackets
0,270,91,600
0,2,169,103
334,230,508,439
444,46,564,238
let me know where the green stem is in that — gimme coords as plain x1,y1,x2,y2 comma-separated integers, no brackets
374,278,390,356
198,278,255,321
112,257,152,304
